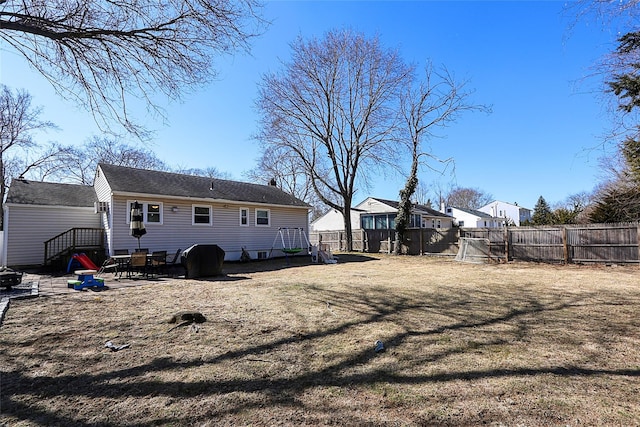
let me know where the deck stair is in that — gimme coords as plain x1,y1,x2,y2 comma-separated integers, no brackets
44,228,105,270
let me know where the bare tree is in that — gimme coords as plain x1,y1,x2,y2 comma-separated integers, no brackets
176,166,232,180
445,186,493,210
244,145,328,220
0,85,70,227
0,0,265,137
589,135,640,222
566,0,640,28
11,143,77,182
256,29,413,250
410,182,434,207
394,65,483,254
61,136,168,185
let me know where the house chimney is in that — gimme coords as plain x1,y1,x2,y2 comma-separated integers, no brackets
268,178,277,187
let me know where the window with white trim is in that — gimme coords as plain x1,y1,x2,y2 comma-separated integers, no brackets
147,203,161,223
240,208,249,226
255,208,270,226
127,201,163,225
192,205,212,225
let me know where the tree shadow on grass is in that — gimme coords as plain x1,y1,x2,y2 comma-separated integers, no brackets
2,283,639,426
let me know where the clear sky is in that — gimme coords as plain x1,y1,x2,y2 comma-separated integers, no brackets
0,1,628,210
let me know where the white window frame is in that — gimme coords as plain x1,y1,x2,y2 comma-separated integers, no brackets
239,207,249,227
127,200,163,225
192,204,213,226
255,208,270,227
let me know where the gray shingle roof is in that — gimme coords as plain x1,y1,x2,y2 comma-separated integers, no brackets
6,179,96,207
371,198,450,218
98,163,310,208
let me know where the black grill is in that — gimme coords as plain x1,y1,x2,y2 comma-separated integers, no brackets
180,244,225,279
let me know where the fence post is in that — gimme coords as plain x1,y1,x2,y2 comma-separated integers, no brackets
419,228,424,255
504,226,509,262
562,227,569,264
637,224,640,265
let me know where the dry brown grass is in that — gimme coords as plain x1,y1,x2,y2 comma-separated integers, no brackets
1,254,639,426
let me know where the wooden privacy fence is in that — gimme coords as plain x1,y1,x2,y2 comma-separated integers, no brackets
310,222,640,265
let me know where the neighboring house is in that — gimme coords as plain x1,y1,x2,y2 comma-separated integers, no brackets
478,201,532,226
311,197,453,232
443,206,502,228
3,163,310,268
311,207,365,232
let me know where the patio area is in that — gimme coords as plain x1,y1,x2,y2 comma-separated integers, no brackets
0,270,185,325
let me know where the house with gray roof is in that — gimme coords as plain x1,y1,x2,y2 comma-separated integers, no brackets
3,180,101,268
443,206,503,228
3,163,310,268
311,196,453,232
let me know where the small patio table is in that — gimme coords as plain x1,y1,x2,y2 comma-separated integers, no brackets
68,269,104,290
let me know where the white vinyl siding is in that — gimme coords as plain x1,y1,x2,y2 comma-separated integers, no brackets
109,197,307,261
4,205,101,267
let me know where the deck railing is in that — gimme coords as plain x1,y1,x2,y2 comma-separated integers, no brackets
44,228,105,266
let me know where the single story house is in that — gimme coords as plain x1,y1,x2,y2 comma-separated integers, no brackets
3,163,310,268
478,200,532,226
443,206,503,228
311,197,453,232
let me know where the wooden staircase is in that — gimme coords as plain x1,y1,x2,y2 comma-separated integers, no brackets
44,228,106,271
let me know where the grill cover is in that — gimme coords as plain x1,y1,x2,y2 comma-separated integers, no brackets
180,244,225,278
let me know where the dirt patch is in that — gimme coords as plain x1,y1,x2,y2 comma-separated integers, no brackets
1,255,639,426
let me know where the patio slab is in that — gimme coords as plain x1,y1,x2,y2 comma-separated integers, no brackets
0,272,184,325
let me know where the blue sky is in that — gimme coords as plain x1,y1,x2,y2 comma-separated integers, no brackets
0,1,627,210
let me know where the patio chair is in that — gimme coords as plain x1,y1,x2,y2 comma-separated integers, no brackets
97,257,119,276
165,249,182,277
149,250,167,277
168,249,181,265
111,250,131,278
127,252,148,278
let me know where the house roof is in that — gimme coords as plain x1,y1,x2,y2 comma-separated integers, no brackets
98,163,310,208
6,179,96,207
449,206,496,219
371,198,450,218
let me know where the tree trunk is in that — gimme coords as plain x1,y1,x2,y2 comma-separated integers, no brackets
343,204,354,252
394,157,419,255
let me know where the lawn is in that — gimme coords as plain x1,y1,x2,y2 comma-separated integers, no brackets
1,254,639,426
